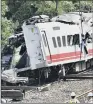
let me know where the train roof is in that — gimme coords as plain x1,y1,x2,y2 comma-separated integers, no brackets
51,12,92,24
51,13,80,23
36,22,80,35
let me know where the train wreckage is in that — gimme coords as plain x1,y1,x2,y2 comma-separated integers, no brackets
1,12,93,85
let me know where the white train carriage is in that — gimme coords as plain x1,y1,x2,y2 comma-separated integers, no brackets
22,21,93,79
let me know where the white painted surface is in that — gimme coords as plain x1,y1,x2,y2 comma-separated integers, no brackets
22,23,44,70
22,22,93,70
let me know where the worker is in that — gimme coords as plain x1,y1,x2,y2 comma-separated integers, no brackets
69,92,80,103
86,92,93,103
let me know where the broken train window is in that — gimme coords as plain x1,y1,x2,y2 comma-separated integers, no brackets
72,34,80,45
85,32,93,43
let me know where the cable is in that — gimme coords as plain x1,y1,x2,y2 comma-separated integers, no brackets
79,0,83,71
91,0,93,92
92,1,93,59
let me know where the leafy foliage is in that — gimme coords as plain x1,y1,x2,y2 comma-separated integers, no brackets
11,1,57,25
6,0,25,19
36,1,57,17
74,1,93,12
6,0,93,25
1,1,14,47
12,1,38,25
2,0,93,47
1,0,8,16
1,17,14,44
61,1,75,13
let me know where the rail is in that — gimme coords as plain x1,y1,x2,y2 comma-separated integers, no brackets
62,75,93,79
1,86,38,91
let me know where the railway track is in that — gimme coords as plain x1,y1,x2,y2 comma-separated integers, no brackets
1,78,92,103
18,79,92,103
63,66,93,79
1,66,93,103
1,86,38,91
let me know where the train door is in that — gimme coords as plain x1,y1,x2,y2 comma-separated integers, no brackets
72,34,81,61
80,32,93,60
47,28,59,64
86,32,93,59
66,35,79,62
41,30,52,63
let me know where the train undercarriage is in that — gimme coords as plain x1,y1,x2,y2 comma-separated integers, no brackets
16,58,93,85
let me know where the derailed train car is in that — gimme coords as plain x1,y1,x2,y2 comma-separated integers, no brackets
21,15,93,82
1,14,93,84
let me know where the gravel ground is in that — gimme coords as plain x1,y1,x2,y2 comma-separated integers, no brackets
12,79,93,103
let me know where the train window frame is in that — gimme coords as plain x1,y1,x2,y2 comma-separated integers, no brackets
86,33,93,43
52,37,57,48
57,36,61,47
42,34,47,47
67,35,73,46
72,34,80,45
62,36,66,46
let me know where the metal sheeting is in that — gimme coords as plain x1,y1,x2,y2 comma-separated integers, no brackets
51,13,81,23
1,69,28,83
51,12,92,24
36,22,80,36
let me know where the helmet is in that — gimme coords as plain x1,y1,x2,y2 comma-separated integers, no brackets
71,92,76,97
88,92,93,97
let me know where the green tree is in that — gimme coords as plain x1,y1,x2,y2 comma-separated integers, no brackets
12,1,38,25
61,1,75,13
11,1,58,25
4,0,93,31
6,0,25,19
1,1,14,47
74,1,93,12
36,1,57,17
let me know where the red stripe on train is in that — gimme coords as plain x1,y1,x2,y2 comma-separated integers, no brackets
47,54,93,63
49,56,80,62
47,55,80,62
46,51,81,60
88,49,93,53
46,49,93,63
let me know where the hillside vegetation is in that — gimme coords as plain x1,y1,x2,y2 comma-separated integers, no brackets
1,0,93,46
